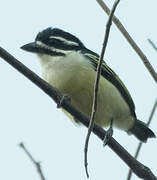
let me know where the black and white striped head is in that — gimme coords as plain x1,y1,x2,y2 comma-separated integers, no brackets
21,27,86,56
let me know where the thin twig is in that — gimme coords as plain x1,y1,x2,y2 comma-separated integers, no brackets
96,0,157,83
0,47,156,179
84,0,120,177
148,39,157,52
127,99,157,180
19,143,46,180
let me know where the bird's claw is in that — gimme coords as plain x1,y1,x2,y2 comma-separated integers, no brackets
57,94,71,108
103,126,113,146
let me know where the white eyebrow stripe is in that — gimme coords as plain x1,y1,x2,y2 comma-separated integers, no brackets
49,36,79,46
36,40,73,54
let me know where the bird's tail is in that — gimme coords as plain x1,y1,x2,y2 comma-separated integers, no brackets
128,120,156,142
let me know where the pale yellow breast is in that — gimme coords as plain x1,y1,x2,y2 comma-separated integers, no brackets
39,52,134,130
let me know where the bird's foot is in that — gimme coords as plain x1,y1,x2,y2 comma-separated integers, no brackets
103,119,113,146
103,127,113,146
57,94,71,108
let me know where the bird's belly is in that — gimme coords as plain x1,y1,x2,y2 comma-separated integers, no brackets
68,77,132,129
44,65,134,130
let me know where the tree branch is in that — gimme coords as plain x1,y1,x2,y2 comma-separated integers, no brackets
0,47,156,179
96,0,157,84
19,143,46,180
127,99,157,180
148,39,157,52
84,0,120,177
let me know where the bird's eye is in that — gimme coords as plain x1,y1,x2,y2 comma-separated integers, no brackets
46,38,61,46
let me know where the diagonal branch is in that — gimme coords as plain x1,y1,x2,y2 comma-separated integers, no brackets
19,143,46,180
127,99,157,180
84,0,120,177
96,0,157,83
0,46,156,179
148,39,157,52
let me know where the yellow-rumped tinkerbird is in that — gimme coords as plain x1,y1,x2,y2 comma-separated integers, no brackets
21,27,155,142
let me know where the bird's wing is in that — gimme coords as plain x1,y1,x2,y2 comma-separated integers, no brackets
83,52,136,118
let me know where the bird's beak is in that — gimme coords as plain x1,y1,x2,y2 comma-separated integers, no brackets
21,42,47,54
21,42,38,53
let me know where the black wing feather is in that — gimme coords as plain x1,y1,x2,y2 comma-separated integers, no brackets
83,50,136,118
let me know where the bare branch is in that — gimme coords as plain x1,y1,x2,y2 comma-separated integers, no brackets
84,0,120,177
148,39,157,52
19,143,46,180
127,99,157,180
0,47,156,179
96,0,157,84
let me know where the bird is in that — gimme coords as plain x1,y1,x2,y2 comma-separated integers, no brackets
21,27,155,142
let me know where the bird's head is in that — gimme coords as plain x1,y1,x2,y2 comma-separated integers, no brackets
21,27,86,57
